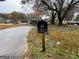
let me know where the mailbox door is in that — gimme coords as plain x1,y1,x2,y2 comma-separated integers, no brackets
37,20,48,33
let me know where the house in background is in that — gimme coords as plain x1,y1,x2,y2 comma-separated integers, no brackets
0,17,28,24
0,18,16,24
63,12,79,25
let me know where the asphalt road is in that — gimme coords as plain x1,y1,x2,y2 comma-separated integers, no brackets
0,26,33,58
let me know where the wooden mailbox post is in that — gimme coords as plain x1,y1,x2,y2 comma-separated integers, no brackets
37,20,48,52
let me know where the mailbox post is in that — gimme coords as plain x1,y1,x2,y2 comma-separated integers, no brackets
37,20,48,52
42,33,45,52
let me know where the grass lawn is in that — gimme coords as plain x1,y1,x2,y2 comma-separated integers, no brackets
27,26,79,59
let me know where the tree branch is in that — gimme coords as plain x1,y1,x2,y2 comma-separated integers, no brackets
61,0,79,20
41,0,53,10
70,1,79,7
53,2,59,13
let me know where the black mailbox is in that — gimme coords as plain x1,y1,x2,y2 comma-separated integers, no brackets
37,20,48,33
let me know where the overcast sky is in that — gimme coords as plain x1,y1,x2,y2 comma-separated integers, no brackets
0,0,34,13
0,0,22,13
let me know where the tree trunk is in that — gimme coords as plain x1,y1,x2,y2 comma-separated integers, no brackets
51,11,55,25
18,20,21,24
51,17,55,25
16,20,21,24
59,19,62,26
58,15,63,26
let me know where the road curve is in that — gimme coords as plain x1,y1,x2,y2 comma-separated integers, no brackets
0,26,33,57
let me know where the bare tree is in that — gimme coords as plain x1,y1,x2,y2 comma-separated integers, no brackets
41,0,79,25
21,0,79,25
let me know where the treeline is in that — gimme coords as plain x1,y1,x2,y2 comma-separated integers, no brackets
0,11,27,23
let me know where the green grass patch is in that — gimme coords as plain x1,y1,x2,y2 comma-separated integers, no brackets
28,26,79,59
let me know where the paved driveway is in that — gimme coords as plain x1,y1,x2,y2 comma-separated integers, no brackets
0,26,33,58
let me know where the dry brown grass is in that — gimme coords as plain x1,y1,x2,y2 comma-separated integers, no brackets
28,26,79,59
0,24,20,29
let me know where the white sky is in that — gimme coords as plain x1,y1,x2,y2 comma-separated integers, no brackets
22,1,35,14
0,0,22,13
0,0,34,13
